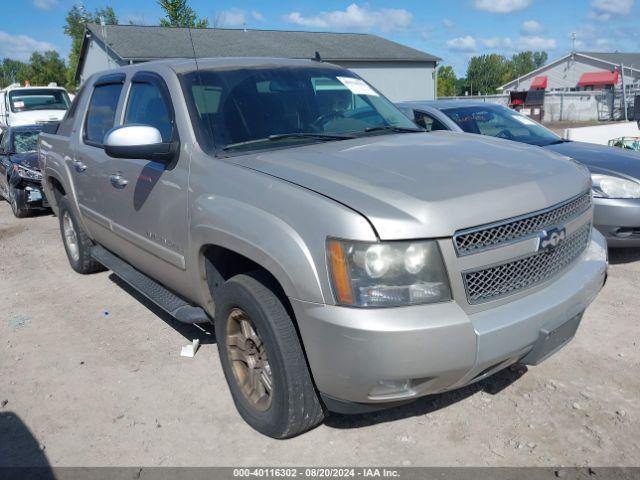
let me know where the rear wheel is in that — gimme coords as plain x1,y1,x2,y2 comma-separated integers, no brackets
215,271,325,438
58,196,104,274
9,186,28,218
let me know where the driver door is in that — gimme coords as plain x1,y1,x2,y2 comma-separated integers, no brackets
96,71,190,295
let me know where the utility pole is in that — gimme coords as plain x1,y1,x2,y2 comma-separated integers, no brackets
620,63,628,121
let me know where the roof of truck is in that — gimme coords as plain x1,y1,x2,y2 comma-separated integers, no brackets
86,56,350,80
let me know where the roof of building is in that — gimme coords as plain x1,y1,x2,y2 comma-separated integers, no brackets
77,24,440,80
579,52,640,70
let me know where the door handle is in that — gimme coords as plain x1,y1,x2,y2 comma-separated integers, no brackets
73,160,87,173
109,173,129,189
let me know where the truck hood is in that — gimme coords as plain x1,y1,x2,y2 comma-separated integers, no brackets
233,131,591,239
9,110,66,127
544,140,640,181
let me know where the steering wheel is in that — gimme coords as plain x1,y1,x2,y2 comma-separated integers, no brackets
311,111,345,130
496,129,515,140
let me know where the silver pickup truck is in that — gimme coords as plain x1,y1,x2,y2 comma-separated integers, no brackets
39,57,607,438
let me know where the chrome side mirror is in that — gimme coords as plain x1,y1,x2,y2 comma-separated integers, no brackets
104,125,177,162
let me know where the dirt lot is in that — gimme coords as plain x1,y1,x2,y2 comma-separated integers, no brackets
1,202,639,467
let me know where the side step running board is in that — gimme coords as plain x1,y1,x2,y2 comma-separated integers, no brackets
91,245,210,324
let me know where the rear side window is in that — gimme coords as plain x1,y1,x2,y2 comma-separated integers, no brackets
84,83,123,146
124,82,173,142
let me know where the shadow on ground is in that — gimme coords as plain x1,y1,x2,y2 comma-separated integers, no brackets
325,365,527,429
608,247,640,265
108,274,216,345
0,411,54,479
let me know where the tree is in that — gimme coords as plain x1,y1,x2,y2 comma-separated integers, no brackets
507,51,548,80
64,4,118,88
158,0,209,28
0,58,29,88
466,54,512,95
21,51,68,86
437,65,457,98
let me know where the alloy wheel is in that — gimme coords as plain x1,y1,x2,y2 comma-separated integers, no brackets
225,308,273,411
62,210,80,262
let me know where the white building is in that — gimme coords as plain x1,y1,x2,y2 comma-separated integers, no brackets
75,24,440,102
500,51,640,92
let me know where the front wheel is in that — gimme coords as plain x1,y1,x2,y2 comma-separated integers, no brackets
9,186,29,218
215,271,325,438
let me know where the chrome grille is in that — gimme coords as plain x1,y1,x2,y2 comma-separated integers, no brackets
454,192,591,256
463,222,591,304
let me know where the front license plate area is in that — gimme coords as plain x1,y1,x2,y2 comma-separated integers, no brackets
521,313,583,366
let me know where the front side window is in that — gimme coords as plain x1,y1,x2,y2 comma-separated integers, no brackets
414,111,449,132
84,83,123,146
124,82,173,142
442,105,561,146
9,89,70,112
13,130,41,153
0,132,10,153
180,66,419,154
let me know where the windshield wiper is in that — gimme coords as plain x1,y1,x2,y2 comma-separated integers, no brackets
546,139,571,146
222,132,355,151
363,125,425,134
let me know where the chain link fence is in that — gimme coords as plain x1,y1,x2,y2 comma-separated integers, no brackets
439,89,640,123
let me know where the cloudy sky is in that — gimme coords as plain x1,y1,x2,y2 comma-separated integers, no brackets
3,0,639,75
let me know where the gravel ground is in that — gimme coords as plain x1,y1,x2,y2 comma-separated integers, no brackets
1,202,639,467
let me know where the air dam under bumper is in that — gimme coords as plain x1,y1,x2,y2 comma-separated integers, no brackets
291,230,607,409
594,198,640,247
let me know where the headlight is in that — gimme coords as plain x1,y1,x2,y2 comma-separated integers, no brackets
591,173,640,199
327,239,452,307
13,164,42,181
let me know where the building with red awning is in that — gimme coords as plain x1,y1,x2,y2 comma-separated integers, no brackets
500,52,639,92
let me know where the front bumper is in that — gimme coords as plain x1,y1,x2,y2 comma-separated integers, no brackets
292,230,607,408
594,197,640,247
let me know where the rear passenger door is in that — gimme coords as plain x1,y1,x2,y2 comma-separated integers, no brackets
72,73,125,238
98,71,190,287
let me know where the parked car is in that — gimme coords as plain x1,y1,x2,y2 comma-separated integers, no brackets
0,83,71,132
40,58,607,438
0,124,48,217
397,100,640,247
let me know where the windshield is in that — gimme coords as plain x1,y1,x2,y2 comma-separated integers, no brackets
13,130,41,153
9,89,71,112
180,66,419,153
441,105,561,146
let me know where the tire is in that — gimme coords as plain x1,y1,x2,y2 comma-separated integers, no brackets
9,186,29,218
58,196,104,274
215,271,325,438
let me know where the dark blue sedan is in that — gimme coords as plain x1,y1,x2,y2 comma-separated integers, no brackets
0,124,48,217
397,100,640,247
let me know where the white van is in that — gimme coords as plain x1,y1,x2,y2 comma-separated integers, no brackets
0,83,71,131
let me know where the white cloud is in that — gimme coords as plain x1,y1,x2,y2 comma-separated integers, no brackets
519,35,557,50
284,3,412,32
442,18,454,28
217,8,248,27
481,37,514,48
0,31,55,61
251,10,265,22
589,0,634,20
446,35,477,52
474,0,533,13
478,35,556,51
32,0,57,10
521,20,544,34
